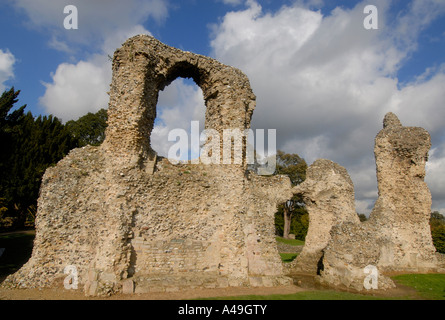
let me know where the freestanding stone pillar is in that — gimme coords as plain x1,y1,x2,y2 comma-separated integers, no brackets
291,113,444,291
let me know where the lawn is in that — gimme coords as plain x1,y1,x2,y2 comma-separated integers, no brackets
280,253,299,263
276,237,305,246
276,237,303,263
392,273,445,300
203,290,392,300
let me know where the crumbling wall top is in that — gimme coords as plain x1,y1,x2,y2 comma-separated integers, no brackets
103,35,256,168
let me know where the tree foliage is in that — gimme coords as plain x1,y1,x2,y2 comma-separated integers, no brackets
65,108,107,147
274,150,308,240
275,150,307,186
431,211,445,254
0,88,79,229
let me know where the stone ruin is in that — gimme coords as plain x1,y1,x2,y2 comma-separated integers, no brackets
2,35,444,295
290,112,445,290
2,35,294,296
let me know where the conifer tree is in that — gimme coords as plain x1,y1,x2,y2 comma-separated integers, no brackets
0,88,77,229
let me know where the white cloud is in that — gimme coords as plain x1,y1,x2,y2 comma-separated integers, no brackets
11,0,168,52
0,49,16,92
152,78,206,158
12,0,167,121
39,24,152,122
426,144,445,215
39,59,110,122
210,0,445,213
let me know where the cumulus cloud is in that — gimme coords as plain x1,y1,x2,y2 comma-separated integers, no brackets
39,58,110,121
426,144,445,215
10,0,166,122
39,24,152,122
0,49,16,92
11,0,168,52
152,79,206,158
210,0,445,213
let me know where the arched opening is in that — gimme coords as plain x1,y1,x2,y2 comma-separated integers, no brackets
151,76,206,161
275,196,308,265
272,151,308,265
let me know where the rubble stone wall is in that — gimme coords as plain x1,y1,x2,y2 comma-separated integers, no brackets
2,35,443,296
2,36,293,296
291,113,445,291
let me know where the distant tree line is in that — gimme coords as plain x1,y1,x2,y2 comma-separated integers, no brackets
0,88,107,230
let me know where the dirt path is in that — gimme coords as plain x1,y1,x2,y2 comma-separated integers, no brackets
0,285,305,300
0,231,425,300
0,276,423,300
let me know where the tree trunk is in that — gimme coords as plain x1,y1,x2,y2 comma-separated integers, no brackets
283,207,293,239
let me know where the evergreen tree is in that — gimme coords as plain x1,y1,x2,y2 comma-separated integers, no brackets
0,88,77,229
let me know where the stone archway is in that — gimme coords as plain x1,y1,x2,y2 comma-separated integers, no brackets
3,36,294,296
103,35,256,170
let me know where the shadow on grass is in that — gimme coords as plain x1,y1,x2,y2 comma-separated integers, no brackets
0,231,35,283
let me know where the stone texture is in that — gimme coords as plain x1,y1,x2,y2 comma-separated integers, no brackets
1,35,293,296
368,112,438,271
292,113,444,291
290,159,360,273
2,35,443,296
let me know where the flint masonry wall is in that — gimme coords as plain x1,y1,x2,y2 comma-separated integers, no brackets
3,35,443,296
2,35,293,296
291,113,445,291
290,159,360,274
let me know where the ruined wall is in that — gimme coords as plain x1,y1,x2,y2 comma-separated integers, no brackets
290,159,360,273
291,113,444,291
2,35,293,296
368,112,438,270
104,35,256,168
3,35,443,296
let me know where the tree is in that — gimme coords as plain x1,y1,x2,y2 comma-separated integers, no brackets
275,150,307,185
65,108,108,147
430,211,445,254
0,88,77,229
274,151,308,239
358,213,368,222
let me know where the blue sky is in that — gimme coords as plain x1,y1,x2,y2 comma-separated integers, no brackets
1,0,445,214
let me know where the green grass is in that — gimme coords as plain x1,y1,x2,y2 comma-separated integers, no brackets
280,253,298,263
276,237,305,246
392,274,445,300
205,274,445,300
200,290,393,300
